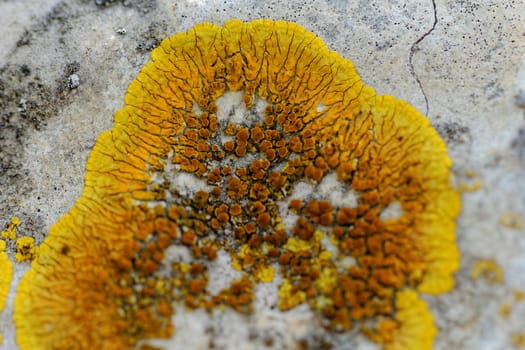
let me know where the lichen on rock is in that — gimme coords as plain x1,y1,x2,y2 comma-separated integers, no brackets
14,19,460,350
1,217,21,240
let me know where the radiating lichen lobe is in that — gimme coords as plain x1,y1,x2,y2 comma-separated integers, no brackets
14,19,460,350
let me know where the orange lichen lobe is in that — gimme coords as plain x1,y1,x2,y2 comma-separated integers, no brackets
15,19,459,350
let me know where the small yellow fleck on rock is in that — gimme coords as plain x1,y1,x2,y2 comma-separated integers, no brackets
499,212,524,229
471,259,504,284
513,333,525,348
15,236,35,262
458,179,482,193
514,290,525,302
1,216,21,240
499,303,511,319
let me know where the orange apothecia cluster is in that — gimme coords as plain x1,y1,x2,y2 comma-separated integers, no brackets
14,19,460,350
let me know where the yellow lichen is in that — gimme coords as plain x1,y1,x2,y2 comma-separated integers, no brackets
458,170,482,193
278,279,306,310
1,217,20,344
514,290,525,302
499,303,511,319
513,333,525,348
458,179,482,193
499,212,524,229
0,239,14,345
471,259,504,285
364,290,436,350
14,19,460,350
253,264,274,283
15,236,35,262
0,240,13,308
1,216,21,240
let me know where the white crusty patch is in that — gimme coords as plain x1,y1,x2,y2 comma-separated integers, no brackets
379,200,404,221
215,91,268,126
316,172,359,209
206,249,244,296
216,91,248,124
169,172,211,197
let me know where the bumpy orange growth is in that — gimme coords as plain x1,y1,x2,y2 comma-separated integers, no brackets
14,19,460,349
